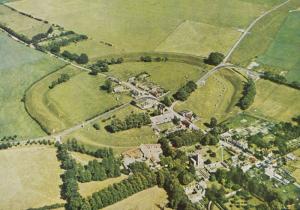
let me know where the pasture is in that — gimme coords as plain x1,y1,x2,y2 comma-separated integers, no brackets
25,65,131,133
108,61,206,92
0,32,64,138
0,146,63,210
0,5,50,39
257,12,300,82
8,0,266,57
63,105,157,154
103,186,170,210
175,69,246,124
248,79,300,122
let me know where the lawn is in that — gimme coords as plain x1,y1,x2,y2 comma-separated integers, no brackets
63,105,158,154
103,186,170,210
247,79,300,122
108,61,206,92
257,12,300,82
25,65,131,133
230,0,300,66
0,5,51,39
0,32,64,139
79,174,128,197
8,0,266,57
222,113,262,129
0,146,63,210
175,68,246,124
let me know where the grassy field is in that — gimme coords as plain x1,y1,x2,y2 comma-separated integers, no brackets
8,0,266,57
230,0,300,66
79,174,128,197
0,146,63,210
0,5,50,39
108,61,206,92
0,32,64,138
25,65,131,133
70,151,98,165
175,68,246,124
257,12,300,82
103,186,170,210
247,79,300,122
63,105,157,154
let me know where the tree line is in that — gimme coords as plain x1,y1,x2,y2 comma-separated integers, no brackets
173,81,197,101
61,51,89,64
238,79,256,110
140,56,168,62
49,73,70,89
262,71,300,90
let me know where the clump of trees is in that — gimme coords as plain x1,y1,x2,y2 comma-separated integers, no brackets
238,79,256,110
101,79,113,93
161,96,173,107
46,34,88,52
31,26,53,43
61,51,89,64
106,113,151,133
140,56,168,62
90,58,124,75
262,71,300,90
167,130,204,147
205,52,224,65
173,81,197,101
49,73,70,89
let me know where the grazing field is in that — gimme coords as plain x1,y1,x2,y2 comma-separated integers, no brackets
156,20,241,57
248,80,300,122
0,146,63,210
0,5,50,39
8,0,266,56
103,186,169,210
175,69,246,124
108,61,206,92
230,0,300,66
0,32,64,138
25,65,131,133
79,174,128,197
257,12,300,82
63,105,157,154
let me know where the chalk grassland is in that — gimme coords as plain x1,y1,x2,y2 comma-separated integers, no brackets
79,174,128,197
8,0,267,57
247,80,300,122
103,186,170,210
257,12,300,82
25,65,131,133
0,5,50,39
108,61,206,93
156,20,241,57
0,32,64,138
0,146,63,210
175,69,246,124
63,105,157,154
230,0,300,66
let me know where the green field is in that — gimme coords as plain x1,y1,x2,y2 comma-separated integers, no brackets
0,5,50,39
63,105,157,154
231,0,300,66
257,12,300,82
108,61,206,92
25,65,131,133
0,146,63,210
248,79,300,122
8,0,267,57
175,69,246,124
0,32,64,138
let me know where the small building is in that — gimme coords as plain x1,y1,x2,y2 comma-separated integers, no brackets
150,111,175,125
179,110,195,121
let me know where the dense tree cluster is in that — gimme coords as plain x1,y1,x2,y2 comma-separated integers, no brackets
205,52,225,65
106,113,151,133
262,71,300,90
31,27,53,43
49,73,70,89
167,130,204,147
61,51,89,64
90,58,123,75
173,81,197,101
46,34,88,53
161,96,173,107
101,79,113,93
238,79,256,110
0,142,13,150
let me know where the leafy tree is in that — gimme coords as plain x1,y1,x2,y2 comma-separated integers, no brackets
76,53,89,64
205,52,224,65
162,96,172,107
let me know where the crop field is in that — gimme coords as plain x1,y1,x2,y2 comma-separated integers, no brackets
0,32,64,138
175,69,246,124
230,0,300,66
103,186,170,210
63,105,157,154
79,174,128,197
0,5,50,39
25,65,131,133
248,80,300,122
108,61,206,92
7,0,267,57
0,146,63,210
257,12,300,82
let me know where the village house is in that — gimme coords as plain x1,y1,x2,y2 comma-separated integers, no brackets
150,111,175,125
179,110,195,121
